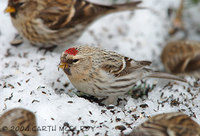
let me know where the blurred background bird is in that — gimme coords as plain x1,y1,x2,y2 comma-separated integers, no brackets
124,112,200,136
161,40,200,79
4,0,141,50
0,108,37,136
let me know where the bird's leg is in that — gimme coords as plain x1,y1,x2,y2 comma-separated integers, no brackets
104,96,118,106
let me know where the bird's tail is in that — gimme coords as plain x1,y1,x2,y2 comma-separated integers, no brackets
144,68,187,83
89,1,142,14
107,1,142,13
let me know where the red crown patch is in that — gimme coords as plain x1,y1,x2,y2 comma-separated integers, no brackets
64,48,78,56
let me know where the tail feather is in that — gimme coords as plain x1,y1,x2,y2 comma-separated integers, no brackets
141,68,186,82
109,1,142,12
112,1,142,9
147,72,187,83
90,1,142,13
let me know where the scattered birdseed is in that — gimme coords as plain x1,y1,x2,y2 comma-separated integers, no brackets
115,125,126,131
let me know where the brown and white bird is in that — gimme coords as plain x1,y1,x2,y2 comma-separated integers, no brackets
4,0,141,48
125,112,200,136
161,40,200,78
0,108,37,136
59,46,186,104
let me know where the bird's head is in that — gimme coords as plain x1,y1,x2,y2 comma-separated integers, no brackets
4,0,28,18
59,47,92,76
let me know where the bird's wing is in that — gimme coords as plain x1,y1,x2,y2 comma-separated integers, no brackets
37,0,141,30
168,125,200,136
37,0,76,30
37,0,111,30
185,54,200,72
118,57,152,77
100,53,151,77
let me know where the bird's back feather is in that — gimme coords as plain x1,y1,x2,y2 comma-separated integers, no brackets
37,0,141,30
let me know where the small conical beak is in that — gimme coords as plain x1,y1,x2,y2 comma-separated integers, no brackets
4,6,16,13
58,62,68,71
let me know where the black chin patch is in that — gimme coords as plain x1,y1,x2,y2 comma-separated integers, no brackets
11,12,17,18
64,67,72,76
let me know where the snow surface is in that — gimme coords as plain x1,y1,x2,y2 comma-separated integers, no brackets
0,0,200,136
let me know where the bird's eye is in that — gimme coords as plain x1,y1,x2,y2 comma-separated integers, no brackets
73,59,79,63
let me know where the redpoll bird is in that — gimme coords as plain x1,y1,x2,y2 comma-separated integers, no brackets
0,108,37,136
125,112,200,136
59,46,186,104
5,0,141,48
161,40,200,77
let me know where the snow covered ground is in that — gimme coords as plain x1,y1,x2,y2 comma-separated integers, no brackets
0,0,200,135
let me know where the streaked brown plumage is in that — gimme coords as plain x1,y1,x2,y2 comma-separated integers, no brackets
0,130,18,136
59,46,186,104
161,40,200,77
5,0,141,48
125,112,200,136
0,108,37,136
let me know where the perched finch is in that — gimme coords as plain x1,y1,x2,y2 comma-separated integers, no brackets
59,46,186,104
161,40,200,78
0,108,37,136
125,112,200,136
5,0,141,48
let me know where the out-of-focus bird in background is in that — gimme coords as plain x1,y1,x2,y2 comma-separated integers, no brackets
161,40,200,78
124,112,200,136
4,0,141,49
0,108,37,136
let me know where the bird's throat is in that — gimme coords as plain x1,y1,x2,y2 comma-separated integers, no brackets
64,67,72,76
